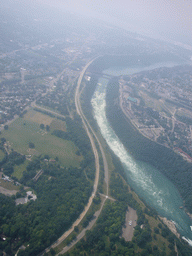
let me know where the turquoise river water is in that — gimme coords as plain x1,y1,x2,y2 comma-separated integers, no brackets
91,61,192,245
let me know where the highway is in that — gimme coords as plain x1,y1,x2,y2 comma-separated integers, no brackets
42,56,110,255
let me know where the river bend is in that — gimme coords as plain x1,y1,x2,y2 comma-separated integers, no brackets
91,62,192,245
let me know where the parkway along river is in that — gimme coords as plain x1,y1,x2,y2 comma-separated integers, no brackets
91,61,192,245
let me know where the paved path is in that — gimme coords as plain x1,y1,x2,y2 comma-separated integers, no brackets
56,56,111,254
99,193,116,202
42,58,100,255
41,56,109,255
57,198,107,255
40,56,112,256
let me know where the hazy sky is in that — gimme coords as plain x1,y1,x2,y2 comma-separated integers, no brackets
1,0,192,45
37,0,191,45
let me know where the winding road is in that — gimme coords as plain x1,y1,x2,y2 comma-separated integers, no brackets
42,56,110,255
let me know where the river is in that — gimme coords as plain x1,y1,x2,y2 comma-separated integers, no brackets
91,61,192,245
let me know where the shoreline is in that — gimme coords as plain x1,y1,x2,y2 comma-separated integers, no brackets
186,211,192,220
159,216,180,239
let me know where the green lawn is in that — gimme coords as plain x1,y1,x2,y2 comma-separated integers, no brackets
24,109,54,125
0,117,82,167
50,119,66,132
13,160,30,180
0,179,19,191
0,149,5,162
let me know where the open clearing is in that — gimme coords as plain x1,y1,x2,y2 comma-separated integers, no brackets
0,115,82,167
0,149,5,161
140,92,162,111
24,109,55,125
0,186,18,196
177,108,192,119
0,172,19,195
121,206,137,241
50,119,66,132
13,161,30,180
24,109,67,131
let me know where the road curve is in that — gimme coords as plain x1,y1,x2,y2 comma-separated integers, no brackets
75,57,109,195
57,56,111,253
75,59,109,195
42,56,110,255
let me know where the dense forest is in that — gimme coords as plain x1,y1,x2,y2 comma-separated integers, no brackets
0,114,96,256
66,152,192,256
106,77,192,213
0,163,92,256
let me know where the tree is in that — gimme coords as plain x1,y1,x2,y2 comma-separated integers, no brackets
1,138,6,144
40,124,45,129
44,154,50,160
46,125,50,131
4,125,8,130
74,226,79,232
154,227,159,234
29,142,35,148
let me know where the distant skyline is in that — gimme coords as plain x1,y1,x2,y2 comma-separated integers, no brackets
1,0,192,46
39,0,192,45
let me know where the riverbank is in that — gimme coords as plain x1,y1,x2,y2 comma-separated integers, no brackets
159,216,180,239
91,61,192,243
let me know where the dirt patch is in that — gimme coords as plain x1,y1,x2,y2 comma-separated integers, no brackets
0,186,17,196
0,172,19,194
121,206,137,241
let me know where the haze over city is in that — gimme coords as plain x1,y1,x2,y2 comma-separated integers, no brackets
2,0,191,45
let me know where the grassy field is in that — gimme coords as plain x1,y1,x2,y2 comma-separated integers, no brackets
13,160,30,180
25,109,67,131
0,149,5,162
177,108,192,119
0,179,19,191
0,111,82,167
24,109,54,125
50,118,66,132
140,92,174,118
140,92,163,111
164,102,176,115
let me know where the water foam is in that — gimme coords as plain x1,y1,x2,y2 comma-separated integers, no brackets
91,82,172,211
182,237,192,246
91,78,192,244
